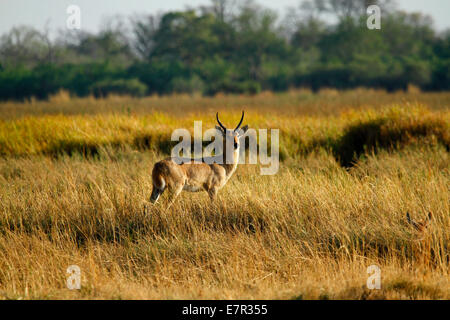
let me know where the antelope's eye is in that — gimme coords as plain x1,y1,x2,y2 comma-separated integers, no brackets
234,141,239,149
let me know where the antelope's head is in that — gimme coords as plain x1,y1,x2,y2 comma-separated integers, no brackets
406,212,433,233
215,111,248,162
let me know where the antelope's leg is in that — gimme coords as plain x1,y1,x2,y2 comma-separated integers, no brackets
166,184,184,210
208,187,219,201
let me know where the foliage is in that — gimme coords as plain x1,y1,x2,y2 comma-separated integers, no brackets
0,0,449,100
90,78,148,98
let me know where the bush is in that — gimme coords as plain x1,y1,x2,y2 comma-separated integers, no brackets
170,75,205,94
90,78,148,97
206,80,261,95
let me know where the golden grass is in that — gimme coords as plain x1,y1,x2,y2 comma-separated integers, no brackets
0,105,448,162
0,148,448,299
1,88,450,120
0,90,448,299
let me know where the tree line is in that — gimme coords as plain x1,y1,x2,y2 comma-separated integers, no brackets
0,0,449,100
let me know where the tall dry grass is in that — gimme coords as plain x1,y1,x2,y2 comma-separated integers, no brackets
0,90,448,299
0,105,448,162
0,147,448,299
1,88,450,120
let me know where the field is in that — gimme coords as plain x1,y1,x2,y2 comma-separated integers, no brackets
0,88,449,299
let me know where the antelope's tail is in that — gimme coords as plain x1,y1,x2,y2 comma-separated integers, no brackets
150,166,166,204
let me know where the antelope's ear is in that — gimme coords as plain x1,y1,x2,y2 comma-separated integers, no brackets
215,125,225,135
237,125,248,137
406,212,412,224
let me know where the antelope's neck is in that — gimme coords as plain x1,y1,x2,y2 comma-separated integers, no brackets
220,149,240,178
222,162,238,177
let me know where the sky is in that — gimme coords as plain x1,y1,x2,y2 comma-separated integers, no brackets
0,0,449,37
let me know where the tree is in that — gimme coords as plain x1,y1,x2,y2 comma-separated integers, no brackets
0,26,53,68
0,0,448,100
55,22,135,65
131,14,161,60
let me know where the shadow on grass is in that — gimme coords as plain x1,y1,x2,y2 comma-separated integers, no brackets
6,111,448,169
331,117,449,168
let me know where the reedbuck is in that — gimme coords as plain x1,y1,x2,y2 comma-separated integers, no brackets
406,212,433,266
149,111,248,206
406,212,432,235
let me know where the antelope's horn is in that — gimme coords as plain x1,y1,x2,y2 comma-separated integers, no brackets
216,112,227,131
234,111,245,132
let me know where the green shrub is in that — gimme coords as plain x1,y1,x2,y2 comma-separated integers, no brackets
206,80,261,95
169,75,205,94
90,78,148,97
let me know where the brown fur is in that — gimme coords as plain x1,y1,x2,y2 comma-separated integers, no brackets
406,212,433,267
406,212,432,233
150,114,248,206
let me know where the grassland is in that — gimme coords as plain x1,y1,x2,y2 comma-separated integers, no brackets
0,89,449,299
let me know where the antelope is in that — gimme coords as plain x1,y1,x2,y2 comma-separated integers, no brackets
406,212,432,234
406,212,433,267
149,111,248,206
